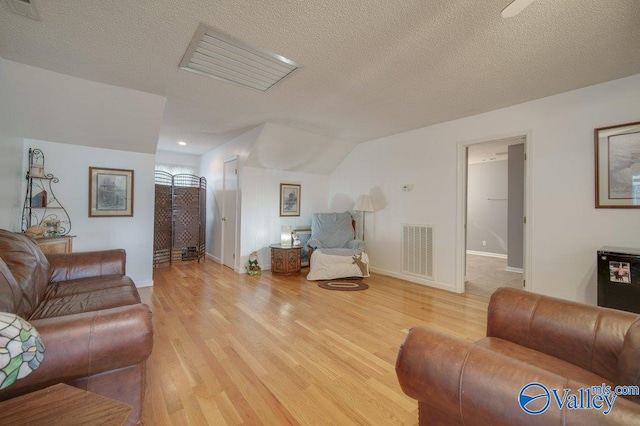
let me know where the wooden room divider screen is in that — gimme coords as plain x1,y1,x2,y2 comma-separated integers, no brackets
153,171,206,267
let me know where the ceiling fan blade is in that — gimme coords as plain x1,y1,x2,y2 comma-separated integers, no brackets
501,0,537,18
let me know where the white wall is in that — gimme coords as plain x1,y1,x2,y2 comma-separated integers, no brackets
330,73,640,304
23,139,155,287
241,167,329,270
200,125,330,271
0,56,23,231
467,160,508,255
155,149,200,170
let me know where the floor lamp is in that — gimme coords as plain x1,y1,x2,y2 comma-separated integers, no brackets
353,194,374,241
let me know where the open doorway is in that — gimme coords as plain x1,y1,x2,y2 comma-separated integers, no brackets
461,137,527,297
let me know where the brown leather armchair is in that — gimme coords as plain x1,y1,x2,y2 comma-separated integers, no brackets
396,287,640,425
0,230,153,425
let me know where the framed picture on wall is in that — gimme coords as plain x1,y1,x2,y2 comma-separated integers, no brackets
280,183,301,216
595,121,640,208
89,167,134,217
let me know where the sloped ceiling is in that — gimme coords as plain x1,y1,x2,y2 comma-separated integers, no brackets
4,60,166,154
0,1,639,155
245,123,357,175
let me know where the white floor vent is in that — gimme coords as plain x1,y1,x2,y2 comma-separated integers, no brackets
402,224,434,280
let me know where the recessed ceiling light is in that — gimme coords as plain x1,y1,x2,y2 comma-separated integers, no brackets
178,141,187,146
501,0,537,18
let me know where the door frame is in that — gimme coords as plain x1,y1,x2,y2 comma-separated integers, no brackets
455,131,533,294
222,156,239,271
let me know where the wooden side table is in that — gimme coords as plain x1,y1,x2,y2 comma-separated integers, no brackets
270,244,302,275
36,235,75,254
0,383,132,425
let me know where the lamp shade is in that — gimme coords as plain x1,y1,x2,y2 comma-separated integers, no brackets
0,312,45,390
353,194,374,212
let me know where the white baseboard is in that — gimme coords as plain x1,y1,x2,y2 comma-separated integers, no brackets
505,266,523,273
136,279,154,288
466,250,507,259
369,267,459,293
205,252,222,263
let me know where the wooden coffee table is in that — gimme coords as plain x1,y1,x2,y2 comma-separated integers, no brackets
0,383,132,425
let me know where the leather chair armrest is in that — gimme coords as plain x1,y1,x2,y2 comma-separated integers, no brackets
396,326,472,419
0,304,153,400
396,326,640,423
47,249,126,282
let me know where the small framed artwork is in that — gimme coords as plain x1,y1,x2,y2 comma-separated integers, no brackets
89,167,134,217
280,183,301,216
595,121,640,208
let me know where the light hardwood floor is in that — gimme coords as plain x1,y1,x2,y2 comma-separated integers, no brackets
465,254,523,297
138,262,489,425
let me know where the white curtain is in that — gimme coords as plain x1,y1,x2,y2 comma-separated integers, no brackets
155,163,197,176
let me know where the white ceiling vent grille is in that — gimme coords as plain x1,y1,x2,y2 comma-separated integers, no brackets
402,224,434,280
6,0,40,20
179,23,300,92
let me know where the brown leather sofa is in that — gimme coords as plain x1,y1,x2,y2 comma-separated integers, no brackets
396,287,640,425
0,230,153,425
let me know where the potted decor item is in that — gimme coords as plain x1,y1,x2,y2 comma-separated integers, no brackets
245,251,262,275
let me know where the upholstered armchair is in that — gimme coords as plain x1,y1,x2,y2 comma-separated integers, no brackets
306,212,369,280
307,212,364,255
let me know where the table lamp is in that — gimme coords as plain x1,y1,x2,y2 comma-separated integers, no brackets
0,312,45,390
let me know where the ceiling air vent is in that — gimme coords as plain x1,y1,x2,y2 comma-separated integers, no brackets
6,0,40,20
179,23,300,92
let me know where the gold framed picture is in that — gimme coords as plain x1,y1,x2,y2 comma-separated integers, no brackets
595,121,640,208
280,183,301,216
89,167,134,217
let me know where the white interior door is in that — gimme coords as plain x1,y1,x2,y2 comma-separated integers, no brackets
222,158,238,270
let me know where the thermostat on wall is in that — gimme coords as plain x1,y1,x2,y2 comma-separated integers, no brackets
402,184,413,192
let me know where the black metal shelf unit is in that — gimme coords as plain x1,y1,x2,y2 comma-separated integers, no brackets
22,148,72,236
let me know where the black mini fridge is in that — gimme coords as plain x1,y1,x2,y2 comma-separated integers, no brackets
597,246,640,314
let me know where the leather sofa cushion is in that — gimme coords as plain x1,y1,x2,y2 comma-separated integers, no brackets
476,337,612,387
487,287,637,383
0,230,50,317
29,275,140,320
0,257,24,314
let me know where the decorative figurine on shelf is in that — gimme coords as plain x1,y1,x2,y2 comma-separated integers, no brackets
292,231,301,247
43,219,60,237
245,251,262,275
25,225,45,239
29,152,45,178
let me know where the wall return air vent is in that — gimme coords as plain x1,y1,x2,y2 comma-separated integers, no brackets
179,23,300,92
402,224,434,280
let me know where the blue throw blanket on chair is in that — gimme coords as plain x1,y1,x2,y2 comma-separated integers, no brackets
307,212,365,255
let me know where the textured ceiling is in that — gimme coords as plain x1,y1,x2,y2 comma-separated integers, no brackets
1,0,639,155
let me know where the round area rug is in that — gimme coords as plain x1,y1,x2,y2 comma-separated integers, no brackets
318,281,369,291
